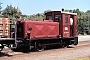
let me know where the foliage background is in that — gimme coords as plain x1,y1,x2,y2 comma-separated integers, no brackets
0,4,90,35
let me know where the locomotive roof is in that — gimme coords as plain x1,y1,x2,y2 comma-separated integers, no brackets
45,11,77,15
61,11,77,15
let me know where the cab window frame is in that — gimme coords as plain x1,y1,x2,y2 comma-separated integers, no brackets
46,15,52,20
55,14,62,22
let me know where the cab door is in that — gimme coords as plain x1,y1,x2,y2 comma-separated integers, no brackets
62,14,70,37
70,15,74,37
17,22,24,39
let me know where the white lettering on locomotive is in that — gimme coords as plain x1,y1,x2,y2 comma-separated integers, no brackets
65,27,68,30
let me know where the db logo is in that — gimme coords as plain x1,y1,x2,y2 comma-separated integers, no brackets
65,27,68,30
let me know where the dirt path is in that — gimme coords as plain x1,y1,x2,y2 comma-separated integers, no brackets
0,41,90,60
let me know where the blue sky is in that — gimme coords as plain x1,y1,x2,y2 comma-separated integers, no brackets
0,0,90,15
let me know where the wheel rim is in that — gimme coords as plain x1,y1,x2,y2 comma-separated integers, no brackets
37,46,44,52
0,47,3,52
0,48,3,51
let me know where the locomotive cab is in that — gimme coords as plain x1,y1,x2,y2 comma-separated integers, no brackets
45,11,78,45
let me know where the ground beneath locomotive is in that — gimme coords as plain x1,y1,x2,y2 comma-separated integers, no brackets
0,40,90,60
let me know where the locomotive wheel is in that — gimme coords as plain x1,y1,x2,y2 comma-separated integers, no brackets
37,43,46,52
0,44,4,52
62,40,69,48
37,46,45,52
0,48,3,52
60,44,65,48
10,44,30,52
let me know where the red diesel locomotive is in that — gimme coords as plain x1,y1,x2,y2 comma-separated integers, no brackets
0,10,78,51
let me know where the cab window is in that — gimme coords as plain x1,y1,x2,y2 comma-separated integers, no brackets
47,16,52,20
65,15,68,23
55,14,61,22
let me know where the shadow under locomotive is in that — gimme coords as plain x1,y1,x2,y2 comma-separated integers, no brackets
0,52,13,57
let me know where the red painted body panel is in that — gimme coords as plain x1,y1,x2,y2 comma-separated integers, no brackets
63,25,70,37
73,16,77,36
23,20,59,39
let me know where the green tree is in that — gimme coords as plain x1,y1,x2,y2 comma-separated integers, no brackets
85,10,90,34
44,10,52,13
28,10,51,21
20,14,30,20
0,2,3,14
2,5,22,24
29,13,45,21
72,9,89,35
65,9,72,12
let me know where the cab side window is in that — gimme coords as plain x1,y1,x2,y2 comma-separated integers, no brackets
65,15,68,23
55,14,61,22
47,16,52,20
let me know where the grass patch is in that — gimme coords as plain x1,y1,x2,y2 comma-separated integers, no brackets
73,57,90,60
